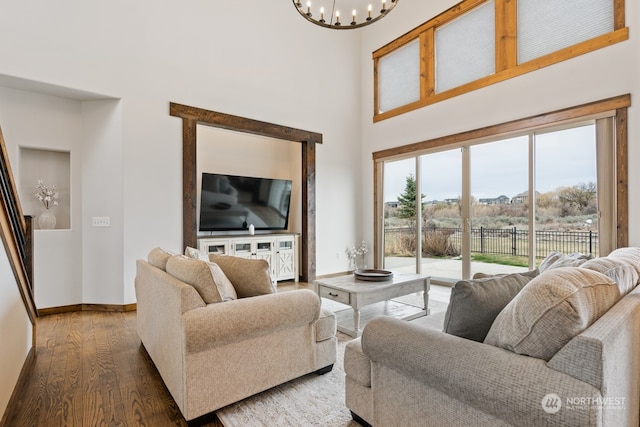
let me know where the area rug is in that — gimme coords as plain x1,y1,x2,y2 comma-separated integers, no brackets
216,332,359,427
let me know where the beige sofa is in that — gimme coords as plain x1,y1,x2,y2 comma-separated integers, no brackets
135,248,337,421
345,248,640,426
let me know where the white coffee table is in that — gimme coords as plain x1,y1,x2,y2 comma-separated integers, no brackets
316,272,430,337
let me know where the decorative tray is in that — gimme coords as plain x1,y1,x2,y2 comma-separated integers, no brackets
354,269,394,282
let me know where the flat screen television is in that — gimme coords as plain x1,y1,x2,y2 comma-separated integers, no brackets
199,172,292,232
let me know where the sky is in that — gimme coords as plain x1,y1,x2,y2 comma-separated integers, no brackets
383,124,597,203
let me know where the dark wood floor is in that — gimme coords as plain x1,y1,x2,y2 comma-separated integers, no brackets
4,310,224,427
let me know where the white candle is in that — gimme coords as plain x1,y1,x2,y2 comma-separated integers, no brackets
320,6,324,20
352,9,356,22
307,1,311,14
336,10,340,23
368,4,372,18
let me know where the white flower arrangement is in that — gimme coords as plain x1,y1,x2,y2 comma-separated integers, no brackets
34,180,59,210
347,240,369,270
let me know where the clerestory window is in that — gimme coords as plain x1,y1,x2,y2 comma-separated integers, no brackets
373,0,628,121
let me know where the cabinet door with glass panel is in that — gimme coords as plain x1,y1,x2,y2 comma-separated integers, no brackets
275,236,298,282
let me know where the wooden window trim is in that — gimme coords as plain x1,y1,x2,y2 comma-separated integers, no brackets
373,0,628,122
372,94,630,265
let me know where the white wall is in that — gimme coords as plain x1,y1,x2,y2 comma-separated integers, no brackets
0,87,84,308
81,100,124,304
359,0,640,253
0,244,32,418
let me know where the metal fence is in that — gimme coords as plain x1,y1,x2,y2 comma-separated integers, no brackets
385,226,599,258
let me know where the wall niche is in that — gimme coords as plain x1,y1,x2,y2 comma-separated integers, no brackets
19,147,71,230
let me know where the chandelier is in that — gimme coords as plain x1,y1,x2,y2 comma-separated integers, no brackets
293,0,398,30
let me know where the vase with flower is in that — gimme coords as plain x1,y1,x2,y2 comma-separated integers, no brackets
346,240,369,272
35,180,59,229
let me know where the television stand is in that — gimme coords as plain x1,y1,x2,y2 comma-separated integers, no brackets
198,233,299,282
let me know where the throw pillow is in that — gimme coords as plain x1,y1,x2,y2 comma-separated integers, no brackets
207,261,238,302
147,247,175,271
607,247,640,276
209,254,276,298
443,272,535,342
484,267,620,361
184,246,209,261
580,257,639,296
538,251,592,272
166,255,237,303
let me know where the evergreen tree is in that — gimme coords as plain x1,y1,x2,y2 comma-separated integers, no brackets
397,174,425,219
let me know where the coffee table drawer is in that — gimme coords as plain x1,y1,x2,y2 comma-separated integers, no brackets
319,286,350,305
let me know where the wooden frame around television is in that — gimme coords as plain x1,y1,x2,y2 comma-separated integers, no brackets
170,103,322,281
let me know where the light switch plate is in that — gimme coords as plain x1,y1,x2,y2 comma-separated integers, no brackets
92,217,110,227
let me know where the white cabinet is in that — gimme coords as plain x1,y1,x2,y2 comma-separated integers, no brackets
232,239,274,266
198,234,299,282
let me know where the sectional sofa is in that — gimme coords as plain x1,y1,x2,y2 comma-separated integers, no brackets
345,248,640,426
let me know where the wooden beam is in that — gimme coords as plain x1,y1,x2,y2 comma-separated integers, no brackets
616,106,628,247
373,94,631,160
421,29,435,100
170,103,322,145
182,118,197,250
302,141,316,282
495,0,517,72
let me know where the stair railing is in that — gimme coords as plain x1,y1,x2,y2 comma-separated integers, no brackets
0,126,37,324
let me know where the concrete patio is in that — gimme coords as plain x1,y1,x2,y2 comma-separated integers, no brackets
384,256,529,286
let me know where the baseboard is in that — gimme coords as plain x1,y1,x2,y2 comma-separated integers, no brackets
0,346,36,427
38,303,136,316
316,271,353,279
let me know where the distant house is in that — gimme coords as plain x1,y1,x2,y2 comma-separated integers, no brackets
385,201,399,208
511,191,529,204
478,195,510,205
444,198,460,205
511,191,540,204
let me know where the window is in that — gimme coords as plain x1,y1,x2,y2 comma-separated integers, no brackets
378,40,421,113
435,0,495,93
374,95,629,280
373,0,627,121
517,0,614,63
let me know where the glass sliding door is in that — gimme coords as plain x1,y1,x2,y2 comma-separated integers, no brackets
419,148,463,280
534,124,598,262
470,137,530,276
382,158,417,273
378,122,609,279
